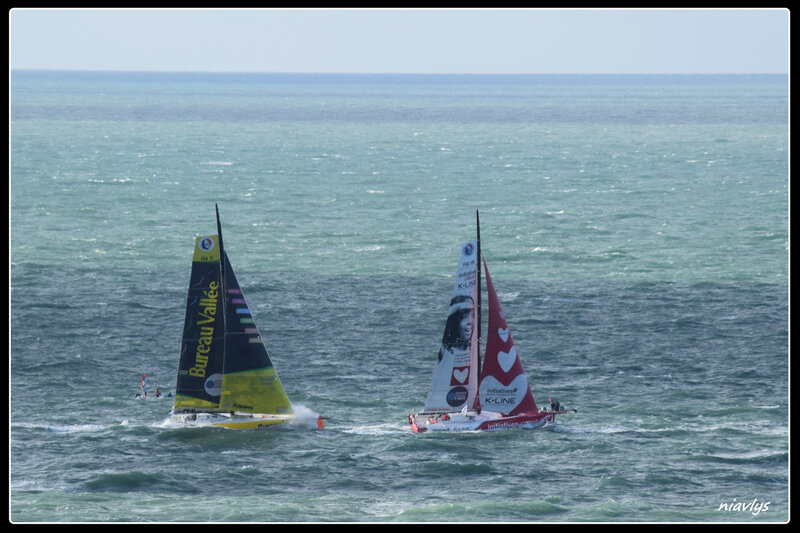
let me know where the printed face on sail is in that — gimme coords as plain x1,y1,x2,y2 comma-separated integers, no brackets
457,307,474,340
439,295,475,365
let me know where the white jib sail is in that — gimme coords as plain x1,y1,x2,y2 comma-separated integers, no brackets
424,240,480,412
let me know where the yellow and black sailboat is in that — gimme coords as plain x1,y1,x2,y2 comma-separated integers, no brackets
170,205,324,430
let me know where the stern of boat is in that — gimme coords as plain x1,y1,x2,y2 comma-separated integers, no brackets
408,413,426,433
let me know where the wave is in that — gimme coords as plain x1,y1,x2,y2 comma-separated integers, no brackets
391,498,568,522
692,450,788,466
12,420,129,434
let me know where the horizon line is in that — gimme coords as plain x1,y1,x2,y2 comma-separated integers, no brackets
10,69,789,76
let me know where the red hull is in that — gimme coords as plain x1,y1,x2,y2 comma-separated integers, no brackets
474,411,555,431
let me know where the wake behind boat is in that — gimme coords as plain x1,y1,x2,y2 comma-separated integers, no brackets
169,205,324,430
408,210,571,433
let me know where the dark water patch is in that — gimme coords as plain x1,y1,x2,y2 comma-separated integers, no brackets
81,471,200,494
410,459,497,478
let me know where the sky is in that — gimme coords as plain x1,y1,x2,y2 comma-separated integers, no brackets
8,8,790,74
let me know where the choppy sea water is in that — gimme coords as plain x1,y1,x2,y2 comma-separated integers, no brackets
10,71,788,522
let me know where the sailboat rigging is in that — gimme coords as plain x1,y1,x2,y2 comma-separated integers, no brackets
409,210,570,432
169,205,324,430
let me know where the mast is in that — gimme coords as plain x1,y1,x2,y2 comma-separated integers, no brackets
215,203,227,371
215,203,226,278
476,209,482,384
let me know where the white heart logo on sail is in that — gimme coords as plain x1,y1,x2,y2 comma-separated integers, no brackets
479,374,529,412
498,328,509,342
452,368,469,383
498,346,517,373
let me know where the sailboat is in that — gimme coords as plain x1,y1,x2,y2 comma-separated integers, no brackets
408,211,569,433
169,205,324,430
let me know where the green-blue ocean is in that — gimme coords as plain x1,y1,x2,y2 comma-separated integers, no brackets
10,71,788,522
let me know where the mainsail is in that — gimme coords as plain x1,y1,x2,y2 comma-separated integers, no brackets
478,259,539,415
174,234,226,411
174,210,292,416
424,240,480,412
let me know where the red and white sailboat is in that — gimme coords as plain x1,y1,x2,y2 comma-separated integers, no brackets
409,211,570,433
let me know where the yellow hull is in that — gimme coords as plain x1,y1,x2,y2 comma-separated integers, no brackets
215,416,292,430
